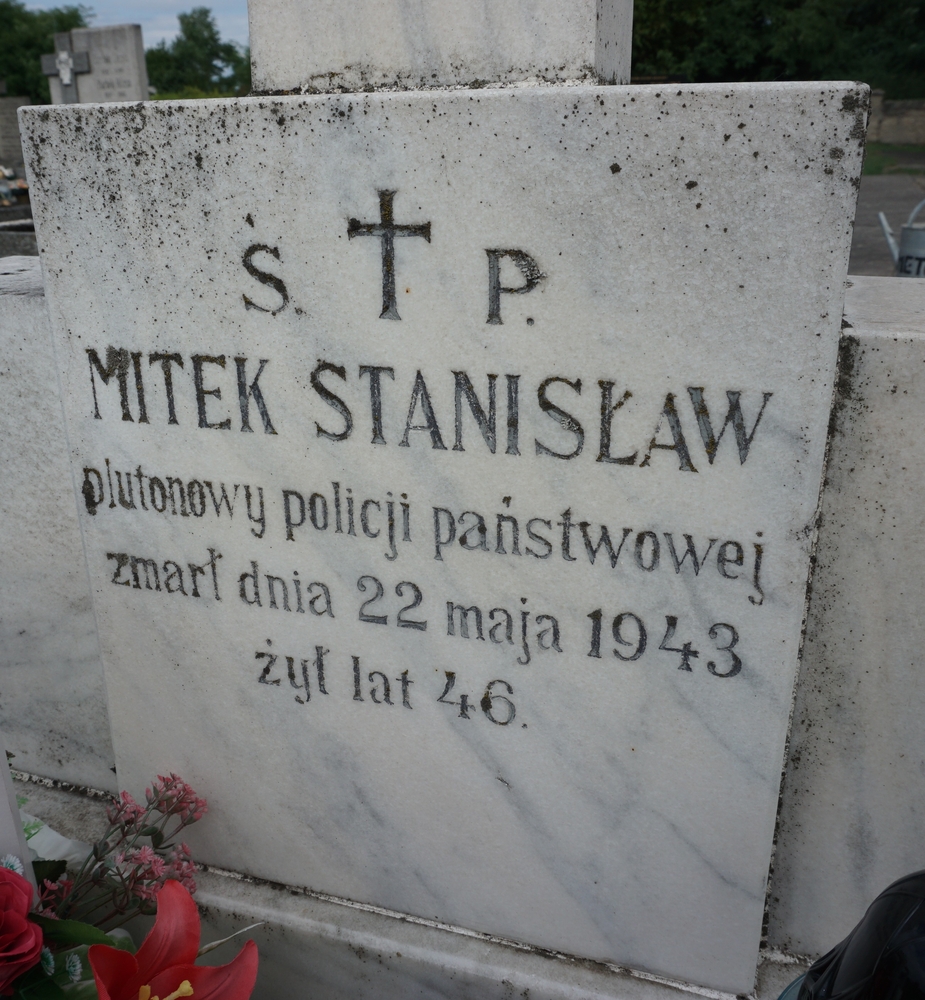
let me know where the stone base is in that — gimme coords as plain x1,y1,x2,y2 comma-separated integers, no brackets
15,777,808,1000
0,258,114,791
0,229,37,255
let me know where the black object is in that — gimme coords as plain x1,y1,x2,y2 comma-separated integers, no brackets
799,870,925,999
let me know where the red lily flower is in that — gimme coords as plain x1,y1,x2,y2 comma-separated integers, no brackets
88,881,257,1000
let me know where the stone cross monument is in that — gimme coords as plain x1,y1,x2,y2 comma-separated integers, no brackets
40,34,90,104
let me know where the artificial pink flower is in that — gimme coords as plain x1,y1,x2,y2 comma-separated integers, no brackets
129,847,158,869
143,776,209,825
164,845,196,893
107,791,145,826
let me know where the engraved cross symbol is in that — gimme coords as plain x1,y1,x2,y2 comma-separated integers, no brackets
348,190,431,320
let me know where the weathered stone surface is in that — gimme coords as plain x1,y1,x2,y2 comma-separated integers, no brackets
248,0,633,93
768,276,925,956
21,82,864,994
0,258,115,792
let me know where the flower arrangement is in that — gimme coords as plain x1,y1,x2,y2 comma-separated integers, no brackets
0,775,258,1000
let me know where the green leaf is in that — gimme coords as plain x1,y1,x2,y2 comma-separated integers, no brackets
12,967,68,1000
30,916,121,948
103,930,136,954
16,979,68,1000
22,818,44,840
32,860,67,885
139,826,159,837
59,983,101,1000
150,830,164,849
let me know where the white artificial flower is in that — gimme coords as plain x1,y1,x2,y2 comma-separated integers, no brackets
41,947,54,976
65,953,83,983
0,854,23,875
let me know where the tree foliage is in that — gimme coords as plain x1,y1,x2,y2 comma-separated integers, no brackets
633,0,925,98
0,0,89,103
146,8,250,98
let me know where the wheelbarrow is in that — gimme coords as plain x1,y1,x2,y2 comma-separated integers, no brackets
879,197,925,276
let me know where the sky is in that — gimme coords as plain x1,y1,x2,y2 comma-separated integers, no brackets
27,0,250,48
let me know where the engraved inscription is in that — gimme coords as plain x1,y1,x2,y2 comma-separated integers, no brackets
76,184,791,738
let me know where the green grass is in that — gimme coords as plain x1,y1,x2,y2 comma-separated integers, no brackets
864,143,925,175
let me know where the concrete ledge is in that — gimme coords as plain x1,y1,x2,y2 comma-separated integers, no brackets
0,224,38,257
194,875,809,1000
843,275,925,338
0,255,42,294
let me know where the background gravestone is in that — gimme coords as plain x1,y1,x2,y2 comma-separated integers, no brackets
43,26,148,105
20,18,865,993
0,96,30,170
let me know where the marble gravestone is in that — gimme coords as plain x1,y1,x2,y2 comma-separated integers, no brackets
42,26,148,105
21,59,865,996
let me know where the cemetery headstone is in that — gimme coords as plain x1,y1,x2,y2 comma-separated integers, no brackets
40,35,90,105
0,96,30,169
42,26,148,105
20,13,866,992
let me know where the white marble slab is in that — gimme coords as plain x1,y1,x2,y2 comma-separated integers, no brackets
768,276,925,957
248,0,633,93
21,82,864,994
0,259,116,792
